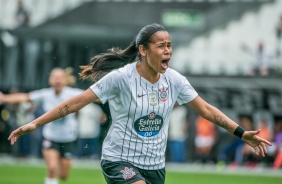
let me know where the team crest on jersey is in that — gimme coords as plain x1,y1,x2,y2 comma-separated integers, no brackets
158,87,169,102
120,167,136,179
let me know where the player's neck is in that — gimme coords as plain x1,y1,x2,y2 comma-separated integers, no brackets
136,61,160,84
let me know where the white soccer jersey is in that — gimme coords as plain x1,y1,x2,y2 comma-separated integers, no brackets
90,62,198,170
29,86,84,142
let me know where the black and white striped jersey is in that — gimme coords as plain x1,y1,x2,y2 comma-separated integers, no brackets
90,62,198,170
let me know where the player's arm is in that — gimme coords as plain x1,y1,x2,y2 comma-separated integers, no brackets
187,96,238,134
8,88,98,144
187,96,271,157
0,92,30,104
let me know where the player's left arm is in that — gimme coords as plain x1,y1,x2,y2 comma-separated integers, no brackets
8,88,97,144
187,96,272,157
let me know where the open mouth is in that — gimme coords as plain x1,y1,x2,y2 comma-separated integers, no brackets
161,59,170,69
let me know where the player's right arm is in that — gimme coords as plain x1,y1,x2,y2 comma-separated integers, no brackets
0,92,30,104
8,88,98,144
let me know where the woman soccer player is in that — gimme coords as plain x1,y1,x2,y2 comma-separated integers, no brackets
1,68,83,184
8,23,271,184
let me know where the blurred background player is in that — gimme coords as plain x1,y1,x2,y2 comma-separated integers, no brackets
0,68,84,184
168,103,189,163
76,102,106,159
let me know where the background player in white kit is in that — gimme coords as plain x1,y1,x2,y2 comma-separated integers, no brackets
0,68,83,184
8,24,271,184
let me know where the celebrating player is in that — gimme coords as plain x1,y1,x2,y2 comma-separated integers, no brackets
7,23,271,184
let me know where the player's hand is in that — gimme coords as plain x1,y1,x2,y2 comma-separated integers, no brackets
8,123,37,145
242,129,272,157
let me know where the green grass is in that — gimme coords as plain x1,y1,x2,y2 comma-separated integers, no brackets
166,172,282,184
0,165,281,184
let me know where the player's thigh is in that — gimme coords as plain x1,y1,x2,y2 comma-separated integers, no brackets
58,141,75,178
59,158,72,179
101,160,145,184
43,149,60,167
42,139,60,169
42,148,60,178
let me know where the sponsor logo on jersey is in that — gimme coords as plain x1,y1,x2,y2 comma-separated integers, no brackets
134,112,164,137
158,87,169,102
149,92,158,106
120,167,136,179
137,93,147,98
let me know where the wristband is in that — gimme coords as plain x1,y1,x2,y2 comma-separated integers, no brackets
234,126,245,138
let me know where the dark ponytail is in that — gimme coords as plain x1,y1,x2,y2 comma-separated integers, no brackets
79,23,166,82
79,40,138,82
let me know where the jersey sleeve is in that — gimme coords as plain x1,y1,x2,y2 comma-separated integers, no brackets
89,70,120,104
177,75,198,105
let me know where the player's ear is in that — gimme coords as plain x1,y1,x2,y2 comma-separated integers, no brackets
139,45,146,56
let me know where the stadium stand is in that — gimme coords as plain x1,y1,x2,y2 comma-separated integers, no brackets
173,0,281,76
0,0,85,28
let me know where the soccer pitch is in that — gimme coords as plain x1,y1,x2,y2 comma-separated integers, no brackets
0,164,281,184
